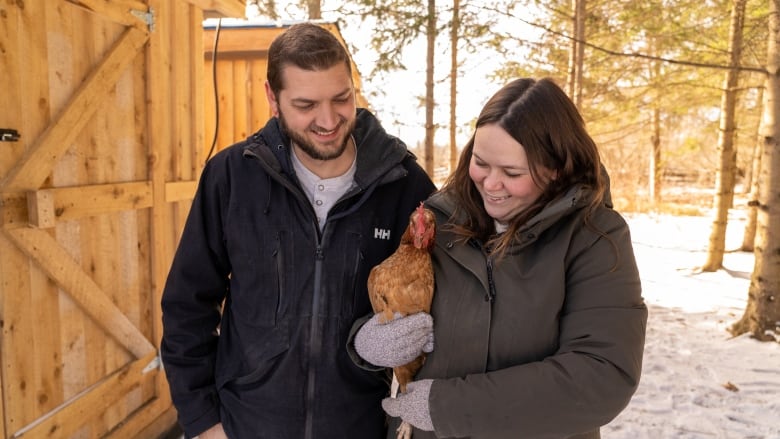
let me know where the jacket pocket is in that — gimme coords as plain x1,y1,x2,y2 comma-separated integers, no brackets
228,341,289,390
216,321,290,391
345,243,365,317
230,229,289,326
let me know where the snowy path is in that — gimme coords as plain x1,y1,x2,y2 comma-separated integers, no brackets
604,213,780,439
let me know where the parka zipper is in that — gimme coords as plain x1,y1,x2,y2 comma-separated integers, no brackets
486,256,497,302
305,245,325,439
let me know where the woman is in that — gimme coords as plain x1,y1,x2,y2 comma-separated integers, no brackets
354,77,647,438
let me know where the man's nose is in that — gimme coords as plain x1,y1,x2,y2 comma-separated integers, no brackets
316,104,339,130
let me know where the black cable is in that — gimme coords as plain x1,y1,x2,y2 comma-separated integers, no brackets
205,18,222,163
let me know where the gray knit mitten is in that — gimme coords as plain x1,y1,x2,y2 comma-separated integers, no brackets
382,379,435,431
354,312,434,368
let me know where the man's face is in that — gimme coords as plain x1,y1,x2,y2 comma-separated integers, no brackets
266,63,357,161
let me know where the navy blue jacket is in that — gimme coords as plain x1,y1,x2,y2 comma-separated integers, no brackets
160,109,436,439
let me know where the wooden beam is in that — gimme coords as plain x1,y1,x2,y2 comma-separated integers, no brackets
10,352,157,439
26,189,56,228
0,193,27,229
3,228,155,358
165,180,198,203
0,27,149,192
66,0,152,29
185,0,245,18
3,180,195,229
111,398,177,439
26,182,154,227
203,25,285,55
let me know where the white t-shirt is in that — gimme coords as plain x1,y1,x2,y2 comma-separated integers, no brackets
291,142,357,230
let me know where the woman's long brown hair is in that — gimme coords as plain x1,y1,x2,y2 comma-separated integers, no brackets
439,78,606,256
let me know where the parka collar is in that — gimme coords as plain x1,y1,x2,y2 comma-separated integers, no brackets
243,108,412,189
428,168,613,250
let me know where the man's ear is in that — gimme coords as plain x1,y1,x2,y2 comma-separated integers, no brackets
265,81,279,117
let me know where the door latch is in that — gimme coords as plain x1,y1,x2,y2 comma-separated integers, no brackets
1,128,20,142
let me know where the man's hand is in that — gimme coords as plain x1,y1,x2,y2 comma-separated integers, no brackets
195,423,227,439
354,312,434,368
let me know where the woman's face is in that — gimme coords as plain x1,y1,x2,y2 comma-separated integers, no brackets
468,124,551,224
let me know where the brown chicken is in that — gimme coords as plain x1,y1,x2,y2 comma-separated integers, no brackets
367,203,436,439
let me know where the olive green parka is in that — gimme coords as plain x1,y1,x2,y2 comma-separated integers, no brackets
390,181,647,439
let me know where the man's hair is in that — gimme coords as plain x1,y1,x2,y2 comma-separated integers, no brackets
267,23,353,96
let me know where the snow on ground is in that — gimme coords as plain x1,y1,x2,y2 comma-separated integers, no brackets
604,212,780,439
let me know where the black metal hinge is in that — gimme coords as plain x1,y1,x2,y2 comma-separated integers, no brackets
1,129,20,142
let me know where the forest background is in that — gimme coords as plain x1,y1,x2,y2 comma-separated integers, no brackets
235,0,780,342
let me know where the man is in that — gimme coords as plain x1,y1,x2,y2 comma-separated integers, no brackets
160,23,436,439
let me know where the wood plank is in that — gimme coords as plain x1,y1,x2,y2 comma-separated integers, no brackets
216,60,236,151
0,0,25,177
173,6,193,182
28,247,65,423
192,6,206,172
165,180,198,203
66,0,152,29
56,262,90,412
147,0,177,414
232,59,249,142
80,11,113,436
3,228,155,358
204,54,217,161
26,190,56,228
109,17,149,426
37,182,153,223
108,397,174,439
49,7,91,437
91,15,129,431
1,193,29,229
249,58,270,131
185,0,245,18
11,352,157,439
0,27,149,192
2,182,153,229
24,0,65,396
0,233,35,434
203,25,284,56
3,0,54,432
129,8,155,402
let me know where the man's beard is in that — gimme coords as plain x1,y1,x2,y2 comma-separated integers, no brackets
278,108,355,161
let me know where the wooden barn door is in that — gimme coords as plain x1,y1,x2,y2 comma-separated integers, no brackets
0,0,215,437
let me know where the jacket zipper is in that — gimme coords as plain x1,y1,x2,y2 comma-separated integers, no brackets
486,256,497,302
305,245,325,439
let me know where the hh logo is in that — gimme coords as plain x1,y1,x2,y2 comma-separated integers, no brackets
374,228,391,240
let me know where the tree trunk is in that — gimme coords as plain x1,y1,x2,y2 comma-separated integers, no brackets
743,86,764,194
703,0,746,272
650,107,662,207
423,0,436,176
730,0,780,342
449,0,460,178
306,0,321,19
741,85,764,251
567,0,585,107
649,37,662,207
